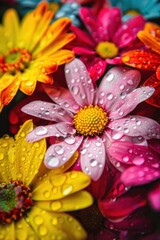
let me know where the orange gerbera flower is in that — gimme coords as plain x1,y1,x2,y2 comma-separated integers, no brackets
0,2,75,111
122,22,160,108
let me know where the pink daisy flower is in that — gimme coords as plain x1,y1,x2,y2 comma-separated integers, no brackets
22,58,159,181
68,7,145,81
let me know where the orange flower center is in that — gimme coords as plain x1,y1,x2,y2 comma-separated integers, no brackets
0,48,32,75
0,180,33,224
96,41,118,59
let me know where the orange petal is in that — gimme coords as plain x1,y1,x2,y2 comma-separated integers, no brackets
1,76,20,105
143,73,160,108
138,31,160,54
122,50,160,70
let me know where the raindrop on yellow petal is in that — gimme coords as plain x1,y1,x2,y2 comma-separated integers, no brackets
51,217,58,225
0,153,4,160
43,191,51,199
62,185,73,196
50,201,62,211
34,216,44,225
49,175,66,186
38,225,48,236
70,172,78,179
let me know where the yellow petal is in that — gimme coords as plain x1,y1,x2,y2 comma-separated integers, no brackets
0,73,16,91
33,17,73,56
26,206,71,239
15,217,38,240
3,9,20,48
32,171,91,201
14,120,46,186
0,135,16,183
0,221,15,240
0,25,9,53
35,190,93,212
18,2,49,50
35,33,75,57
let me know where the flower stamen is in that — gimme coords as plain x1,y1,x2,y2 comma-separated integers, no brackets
73,104,108,137
96,41,118,59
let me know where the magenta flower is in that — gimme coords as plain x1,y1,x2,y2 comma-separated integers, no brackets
21,58,159,181
108,140,160,186
69,7,145,80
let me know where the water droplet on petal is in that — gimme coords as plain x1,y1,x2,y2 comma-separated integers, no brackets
90,159,97,167
51,201,62,211
34,216,44,225
120,92,127,99
71,86,79,95
80,148,87,155
47,155,59,167
38,226,48,236
65,68,70,74
124,128,129,134
127,79,134,85
123,156,129,162
35,127,48,135
95,141,101,147
136,120,141,126
132,157,145,165
106,73,114,81
64,136,75,144
0,153,4,160
107,93,114,100
54,145,64,155
119,84,124,90
62,185,73,195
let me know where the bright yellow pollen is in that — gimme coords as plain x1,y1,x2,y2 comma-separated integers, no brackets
73,105,108,137
96,41,119,59
125,10,140,16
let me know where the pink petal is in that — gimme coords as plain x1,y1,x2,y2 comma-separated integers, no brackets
72,46,95,55
121,164,160,186
79,136,106,181
98,7,122,41
79,7,101,43
108,115,160,139
148,182,160,211
65,58,95,107
80,56,107,82
43,85,79,113
70,25,96,48
99,189,147,220
44,135,83,169
21,100,73,122
108,141,159,166
110,86,155,119
26,123,75,142
113,15,145,48
96,66,141,110
149,139,160,154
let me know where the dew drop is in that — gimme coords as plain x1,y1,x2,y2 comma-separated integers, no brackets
64,102,69,108
124,128,129,134
123,156,129,162
98,98,104,104
80,93,86,99
65,68,70,74
120,92,127,99
119,84,124,90
51,201,62,211
80,148,87,155
95,141,101,147
107,93,114,100
64,136,75,144
0,153,4,160
132,157,145,165
127,79,134,85
47,155,59,167
34,216,44,225
35,127,48,135
136,120,142,126
71,86,79,95
90,159,97,167
88,153,93,158
43,191,51,198
106,73,114,81
54,145,64,155
38,226,48,236
62,185,73,195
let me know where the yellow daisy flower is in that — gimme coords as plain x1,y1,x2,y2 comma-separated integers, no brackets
0,120,93,240
0,2,75,111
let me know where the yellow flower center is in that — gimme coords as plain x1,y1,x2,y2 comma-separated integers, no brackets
125,9,140,17
0,180,32,224
0,48,32,75
73,105,108,137
95,41,119,59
